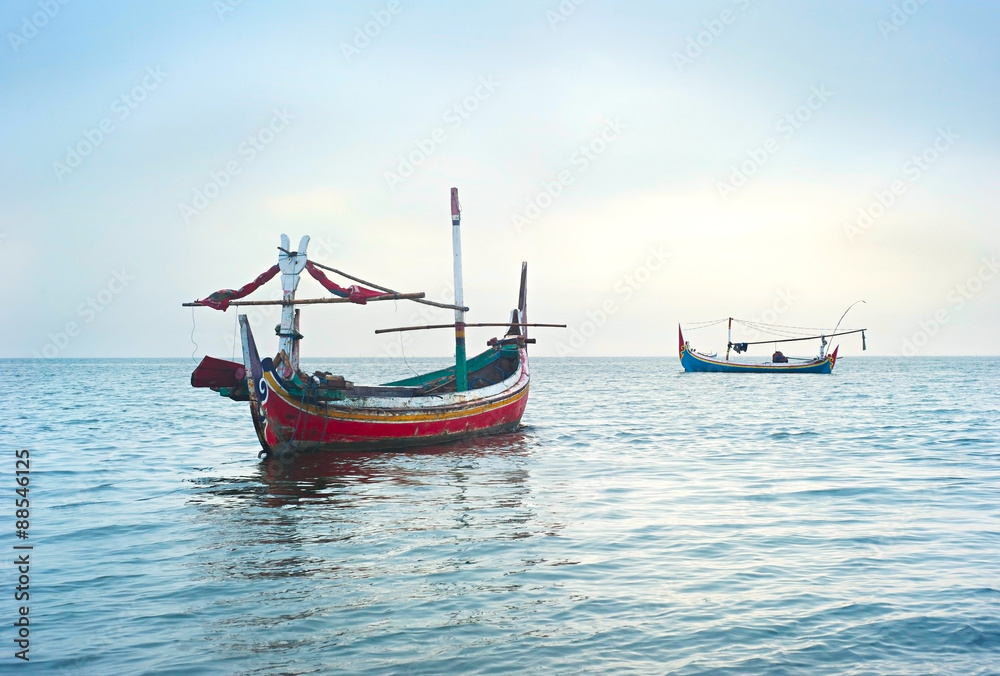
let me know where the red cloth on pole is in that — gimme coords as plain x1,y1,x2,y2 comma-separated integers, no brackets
194,265,279,311
305,262,383,304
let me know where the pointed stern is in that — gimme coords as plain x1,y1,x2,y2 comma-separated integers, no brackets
238,314,271,454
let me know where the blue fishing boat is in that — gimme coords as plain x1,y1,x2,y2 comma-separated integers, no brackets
678,305,866,374
679,326,838,373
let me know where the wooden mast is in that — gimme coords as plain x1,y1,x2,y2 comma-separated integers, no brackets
451,188,468,392
726,317,732,361
277,234,309,378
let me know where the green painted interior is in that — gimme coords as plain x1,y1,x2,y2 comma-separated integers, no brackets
276,344,518,398
383,345,516,387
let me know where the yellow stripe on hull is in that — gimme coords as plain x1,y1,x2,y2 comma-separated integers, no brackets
262,371,529,423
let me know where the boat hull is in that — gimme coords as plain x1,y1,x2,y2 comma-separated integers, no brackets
253,353,530,453
678,326,837,373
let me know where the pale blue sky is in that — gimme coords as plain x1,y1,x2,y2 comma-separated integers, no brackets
2,1,998,358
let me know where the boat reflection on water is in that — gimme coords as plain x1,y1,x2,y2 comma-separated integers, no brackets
186,429,553,587
183,426,576,667
257,430,534,508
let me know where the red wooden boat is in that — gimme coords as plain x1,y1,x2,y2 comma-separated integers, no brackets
186,189,559,458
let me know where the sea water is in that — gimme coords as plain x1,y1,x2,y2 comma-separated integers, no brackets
3,357,999,674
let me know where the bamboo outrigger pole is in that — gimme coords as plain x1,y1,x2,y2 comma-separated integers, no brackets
451,188,468,392
375,322,567,335
733,328,867,347
307,261,468,312
182,292,426,308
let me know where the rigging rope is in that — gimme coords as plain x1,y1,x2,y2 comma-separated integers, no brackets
734,321,815,340
732,318,837,334
681,318,728,330
399,333,421,379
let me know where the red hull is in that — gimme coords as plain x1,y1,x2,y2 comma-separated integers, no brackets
254,350,530,453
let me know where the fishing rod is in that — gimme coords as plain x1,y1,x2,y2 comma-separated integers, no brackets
825,299,867,357
831,300,865,339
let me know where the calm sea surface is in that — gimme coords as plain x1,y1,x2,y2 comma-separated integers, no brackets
4,357,1000,674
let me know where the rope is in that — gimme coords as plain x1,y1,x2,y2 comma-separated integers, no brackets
190,307,199,362
268,374,339,463
302,379,330,456
681,318,728,330
735,321,813,340
399,333,421,379
735,319,835,331
733,318,837,335
273,376,311,464
309,394,331,455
